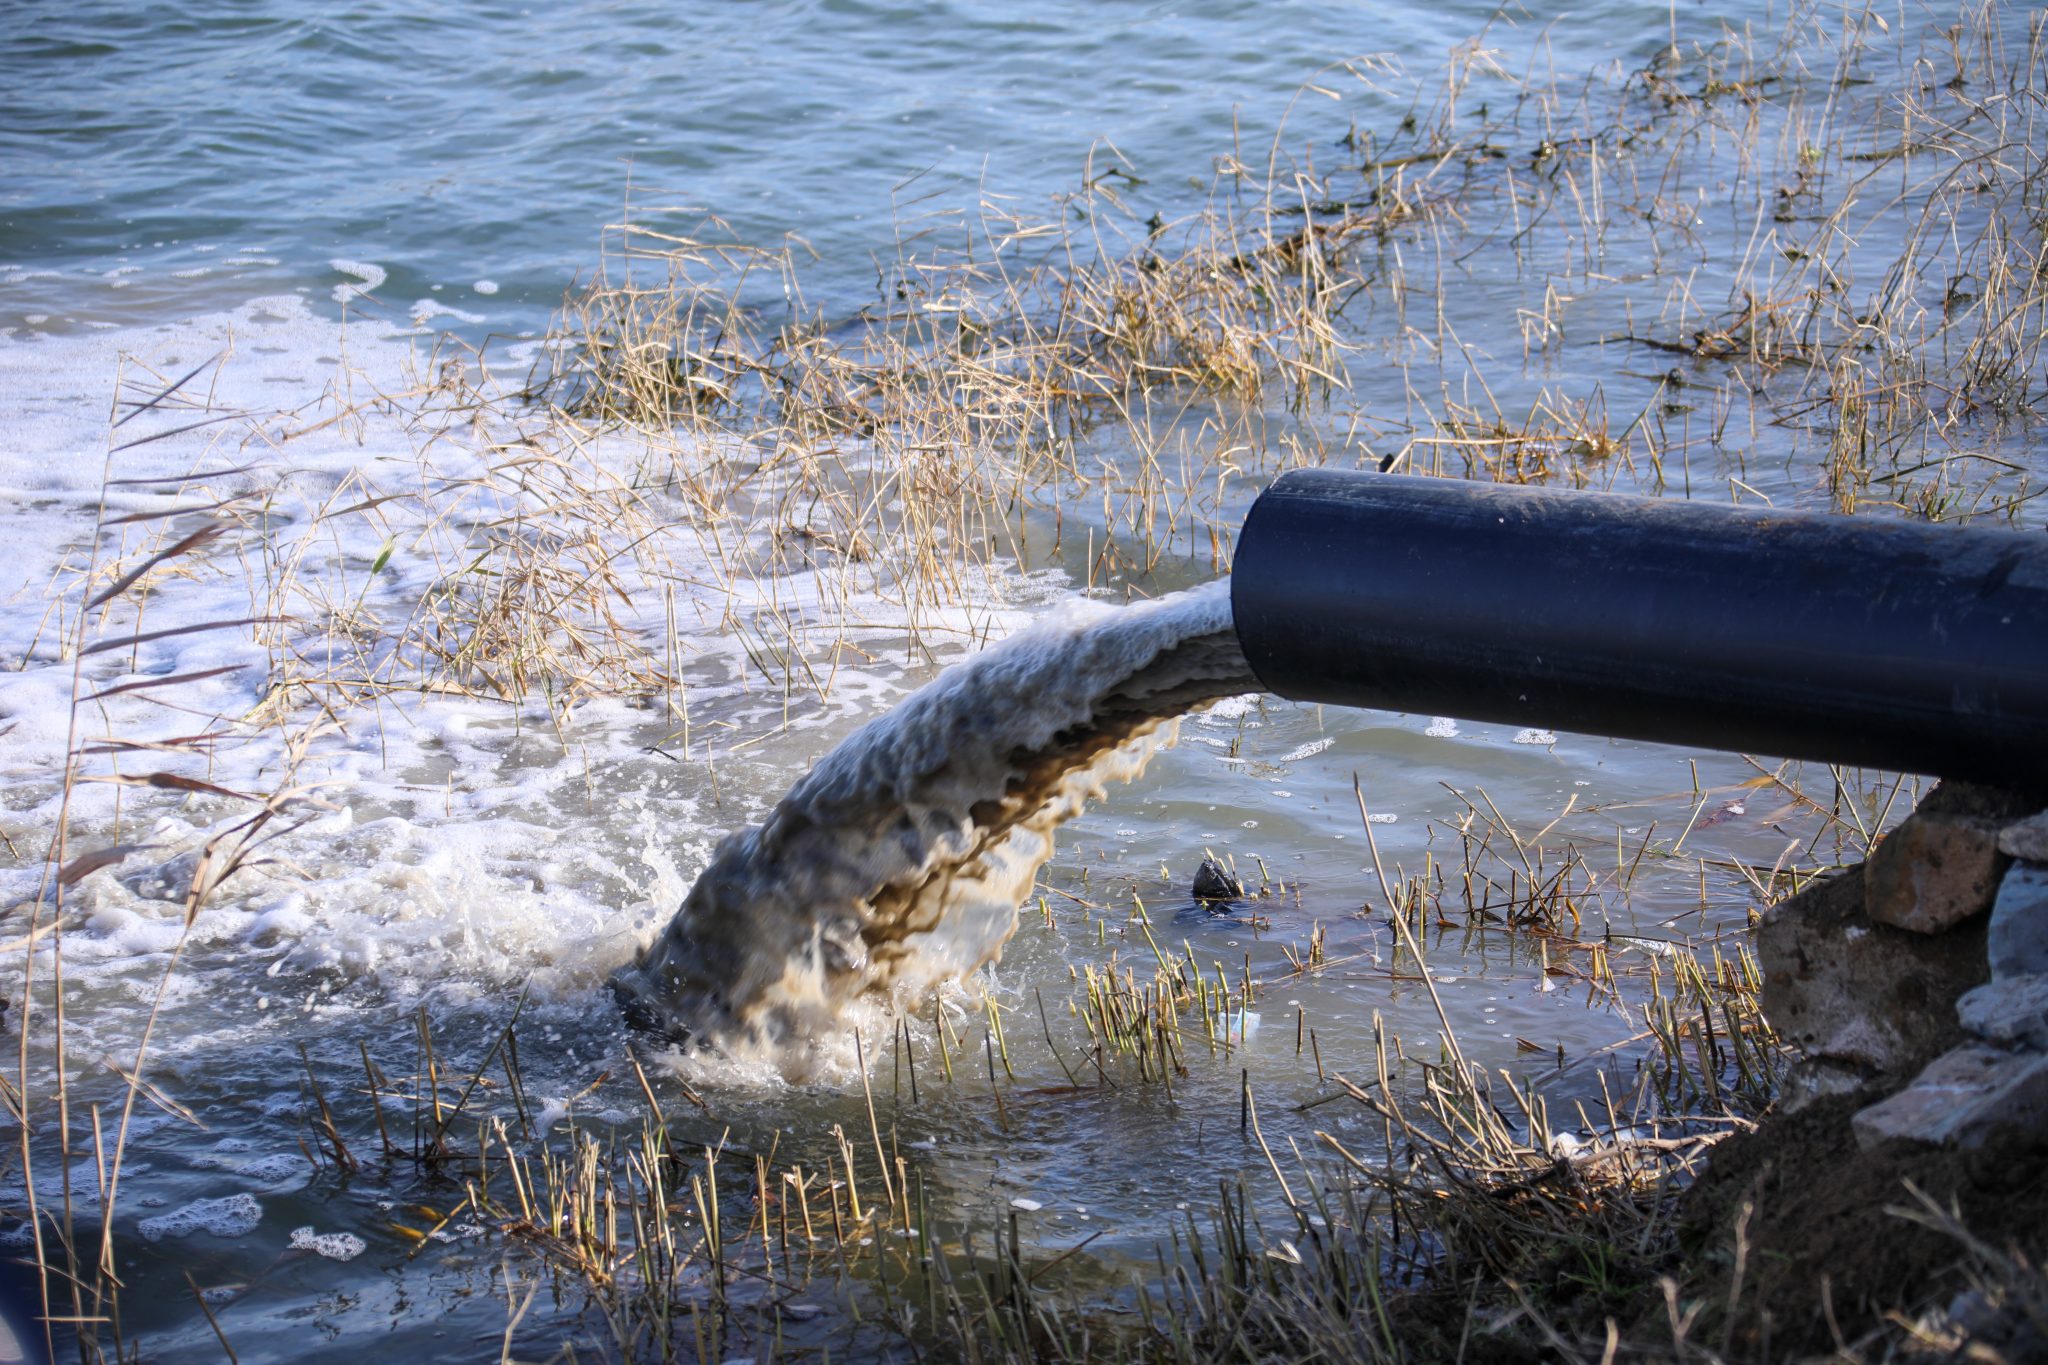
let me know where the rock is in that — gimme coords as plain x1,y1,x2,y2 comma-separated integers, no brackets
1957,974,2048,1050
1758,864,1985,1078
1988,862,2048,979
1946,1288,2002,1342
1862,808,2007,934
2000,810,2048,862
1851,1043,2048,1150
1945,1288,2048,1362
1917,779,2045,825
1191,858,1243,902
1775,1057,1878,1114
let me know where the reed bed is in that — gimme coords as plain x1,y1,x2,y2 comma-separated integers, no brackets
70,0,2039,726
247,782,1791,1365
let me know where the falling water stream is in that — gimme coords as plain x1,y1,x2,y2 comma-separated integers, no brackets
616,581,1256,1054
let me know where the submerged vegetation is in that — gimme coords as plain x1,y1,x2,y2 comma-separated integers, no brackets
3,0,2045,1360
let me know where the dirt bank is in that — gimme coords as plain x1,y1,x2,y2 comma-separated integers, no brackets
1672,1092,2048,1358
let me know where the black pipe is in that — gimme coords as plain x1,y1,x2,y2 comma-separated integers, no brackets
1230,470,2048,785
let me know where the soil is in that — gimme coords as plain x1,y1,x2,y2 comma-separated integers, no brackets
1663,1093,2048,1359
1373,1095,2048,1362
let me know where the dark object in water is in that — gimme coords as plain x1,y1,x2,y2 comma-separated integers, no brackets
1192,858,1244,901
1233,470,2048,787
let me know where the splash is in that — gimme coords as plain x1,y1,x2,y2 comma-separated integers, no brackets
613,580,1254,1052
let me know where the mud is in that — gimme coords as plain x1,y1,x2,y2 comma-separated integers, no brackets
1672,1093,2048,1357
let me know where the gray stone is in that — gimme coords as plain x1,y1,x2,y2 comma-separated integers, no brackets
1759,865,1985,1078
1939,1288,2046,1359
1988,861,2048,980
1958,973,2048,1050
1851,1043,2048,1150
1999,810,2048,862
1775,1057,1878,1114
1946,1288,2001,1342
1863,808,2007,934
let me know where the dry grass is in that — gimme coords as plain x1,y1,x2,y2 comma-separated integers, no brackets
6,355,341,1364
110,0,2038,730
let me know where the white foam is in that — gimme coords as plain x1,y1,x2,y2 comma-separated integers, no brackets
240,1154,308,1183
289,1226,367,1261
1197,693,1262,721
329,258,387,303
0,299,725,1075
138,1193,263,1242
409,298,487,327
0,284,1246,1102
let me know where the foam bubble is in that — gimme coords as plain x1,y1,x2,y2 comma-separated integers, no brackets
329,258,387,304
289,1226,367,1261
409,298,486,327
1198,693,1262,721
240,1154,308,1183
438,1222,486,1241
138,1193,263,1242
1512,728,1557,745
473,279,499,295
